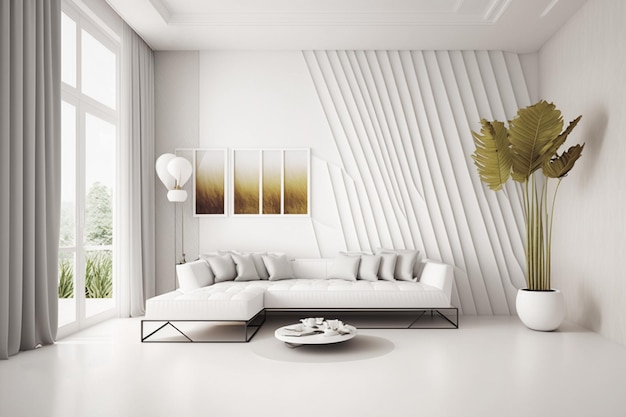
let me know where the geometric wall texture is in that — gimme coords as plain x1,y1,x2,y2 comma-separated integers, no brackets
303,50,531,315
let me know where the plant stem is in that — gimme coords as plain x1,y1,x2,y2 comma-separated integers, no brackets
546,178,563,291
523,180,531,289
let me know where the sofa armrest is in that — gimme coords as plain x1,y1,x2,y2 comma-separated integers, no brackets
418,260,453,303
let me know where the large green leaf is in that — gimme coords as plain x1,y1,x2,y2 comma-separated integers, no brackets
541,115,582,160
508,100,564,182
471,119,511,191
543,144,585,178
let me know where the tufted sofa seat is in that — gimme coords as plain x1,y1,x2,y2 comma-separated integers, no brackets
145,285,266,321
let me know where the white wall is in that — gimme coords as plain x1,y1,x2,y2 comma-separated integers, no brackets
154,51,199,295
539,0,626,346
155,49,539,316
196,51,338,258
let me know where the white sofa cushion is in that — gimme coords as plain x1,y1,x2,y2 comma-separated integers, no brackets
263,254,295,281
232,253,261,282
176,260,214,293
358,254,381,281
145,285,265,321
250,252,270,280
376,248,420,281
262,279,450,309
206,254,237,283
378,253,397,281
218,250,270,280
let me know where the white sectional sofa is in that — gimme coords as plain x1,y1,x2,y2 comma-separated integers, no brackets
142,253,458,343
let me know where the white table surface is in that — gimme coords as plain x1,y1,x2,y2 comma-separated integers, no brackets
274,324,357,346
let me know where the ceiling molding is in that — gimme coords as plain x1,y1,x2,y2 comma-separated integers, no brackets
149,0,172,22
105,0,588,52
158,0,513,27
166,12,506,27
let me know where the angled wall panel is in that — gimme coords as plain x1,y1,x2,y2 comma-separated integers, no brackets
304,50,531,315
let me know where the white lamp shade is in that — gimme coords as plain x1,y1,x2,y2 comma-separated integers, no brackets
167,157,193,189
155,153,176,190
167,189,188,202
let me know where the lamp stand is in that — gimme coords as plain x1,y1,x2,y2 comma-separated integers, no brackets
180,200,186,264
174,202,187,266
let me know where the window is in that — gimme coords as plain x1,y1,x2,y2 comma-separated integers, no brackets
59,5,119,334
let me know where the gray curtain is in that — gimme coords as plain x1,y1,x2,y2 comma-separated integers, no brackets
117,23,155,317
0,0,62,359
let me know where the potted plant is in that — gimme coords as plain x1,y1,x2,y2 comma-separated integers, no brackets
471,100,584,331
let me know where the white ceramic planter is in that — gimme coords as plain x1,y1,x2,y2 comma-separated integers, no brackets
516,288,565,331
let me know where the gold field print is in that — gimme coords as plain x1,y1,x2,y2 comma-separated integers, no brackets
262,150,281,214
234,150,260,214
233,149,309,215
283,150,308,214
194,149,226,216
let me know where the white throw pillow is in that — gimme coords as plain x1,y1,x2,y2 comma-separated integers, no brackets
231,253,261,282
262,254,295,281
250,252,270,280
358,254,381,281
206,254,237,283
376,248,420,281
218,250,271,280
378,253,397,281
328,254,360,281
176,259,214,293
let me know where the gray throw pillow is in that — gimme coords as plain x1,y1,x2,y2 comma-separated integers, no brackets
328,254,360,281
262,254,295,281
206,254,237,283
358,254,381,281
376,248,420,281
176,259,214,292
232,253,261,282
378,253,397,281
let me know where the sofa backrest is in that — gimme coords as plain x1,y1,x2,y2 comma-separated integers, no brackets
291,257,453,299
291,258,332,279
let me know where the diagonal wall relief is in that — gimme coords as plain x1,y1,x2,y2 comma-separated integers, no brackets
304,50,529,315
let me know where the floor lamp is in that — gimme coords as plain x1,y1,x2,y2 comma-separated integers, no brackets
156,153,193,288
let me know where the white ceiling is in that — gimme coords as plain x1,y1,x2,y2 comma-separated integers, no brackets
105,0,587,53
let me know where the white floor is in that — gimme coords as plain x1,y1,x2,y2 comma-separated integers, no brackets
1,316,625,417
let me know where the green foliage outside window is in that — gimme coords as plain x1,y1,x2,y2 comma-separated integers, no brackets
85,182,113,246
58,182,113,299
85,251,113,298
58,251,113,299
58,258,74,298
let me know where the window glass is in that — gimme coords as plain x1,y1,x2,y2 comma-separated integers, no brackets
60,101,76,247
58,251,76,326
85,113,115,247
60,3,118,333
81,30,116,109
61,13,76,87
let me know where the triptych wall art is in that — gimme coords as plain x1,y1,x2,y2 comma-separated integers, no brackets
190,148,310,217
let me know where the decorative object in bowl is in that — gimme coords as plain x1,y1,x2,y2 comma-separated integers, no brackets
323,319,348,336
300,317,325,328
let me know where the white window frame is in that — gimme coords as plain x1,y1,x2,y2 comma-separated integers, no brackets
58,1,120,338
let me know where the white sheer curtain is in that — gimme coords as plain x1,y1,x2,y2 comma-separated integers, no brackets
117,23,156,317
0,0,61,359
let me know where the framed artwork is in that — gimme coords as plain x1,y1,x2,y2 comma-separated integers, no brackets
193,148,227,216
232,148,310,216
